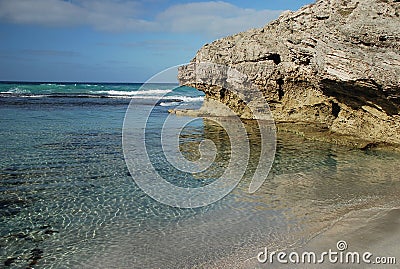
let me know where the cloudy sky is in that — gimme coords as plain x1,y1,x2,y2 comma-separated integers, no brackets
0,0,313,82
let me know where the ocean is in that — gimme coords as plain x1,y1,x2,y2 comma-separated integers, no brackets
1,82,400,268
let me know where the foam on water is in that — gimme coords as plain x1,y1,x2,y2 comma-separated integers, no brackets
2,87,31,94
93,89,173,96
159,101,181,107
0,82,204,103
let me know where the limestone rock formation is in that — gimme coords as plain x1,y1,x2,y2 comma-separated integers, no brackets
177,0,400,148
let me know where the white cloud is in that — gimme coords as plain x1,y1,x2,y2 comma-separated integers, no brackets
157,1,282,37
0,0,282,37
0,0,155,31
0,0,85,26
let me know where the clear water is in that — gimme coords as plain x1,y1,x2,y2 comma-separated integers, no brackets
1,82,400,268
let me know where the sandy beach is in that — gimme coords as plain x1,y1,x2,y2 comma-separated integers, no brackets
233,207,400,269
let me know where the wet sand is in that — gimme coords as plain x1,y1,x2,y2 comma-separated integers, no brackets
233,207,400,269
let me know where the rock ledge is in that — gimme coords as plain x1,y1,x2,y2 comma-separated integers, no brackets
177,0,400,148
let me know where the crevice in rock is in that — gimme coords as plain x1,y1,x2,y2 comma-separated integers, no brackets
300,56,311,65
219,88,226,100
316,15,330,20
320,79,399,116
330,101,341,118
277,78,284,100
350,36,373,46
233,53,282,65
360,142,379,150
379,36,388,41
267,53,281,65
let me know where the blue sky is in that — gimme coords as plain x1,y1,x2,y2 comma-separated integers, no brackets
0,0,313,82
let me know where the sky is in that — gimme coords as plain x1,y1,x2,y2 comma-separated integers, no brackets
0,0,314,82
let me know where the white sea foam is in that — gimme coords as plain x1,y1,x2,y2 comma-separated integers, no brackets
170,96,204,102
2,88,31,94
135,95,203,101
105,94,204,102
89,89,204,102
159,102,181,107
39,83,67,87
94,89,173,96
0,87,204,103
25,95,47,98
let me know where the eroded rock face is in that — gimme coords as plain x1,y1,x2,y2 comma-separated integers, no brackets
177,0,400,147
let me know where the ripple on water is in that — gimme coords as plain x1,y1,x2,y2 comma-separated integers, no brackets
1,100,400,268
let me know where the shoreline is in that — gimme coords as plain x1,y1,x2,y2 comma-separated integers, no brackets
208,206,400,268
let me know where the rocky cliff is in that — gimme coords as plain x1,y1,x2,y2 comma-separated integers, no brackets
177,0,400,148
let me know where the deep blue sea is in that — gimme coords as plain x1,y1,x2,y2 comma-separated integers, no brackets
1,82,400,268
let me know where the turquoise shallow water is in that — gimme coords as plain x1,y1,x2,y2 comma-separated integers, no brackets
1,82,400,268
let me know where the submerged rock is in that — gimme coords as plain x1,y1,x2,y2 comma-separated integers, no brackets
177,0,400,148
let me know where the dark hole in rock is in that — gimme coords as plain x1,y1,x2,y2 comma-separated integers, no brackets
302,57,311,65
219,88,226,100
316,15,330,20
331,101,341,118
267,54,281,65
277,78,284,100
379,36,387,41
361,142,379,150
